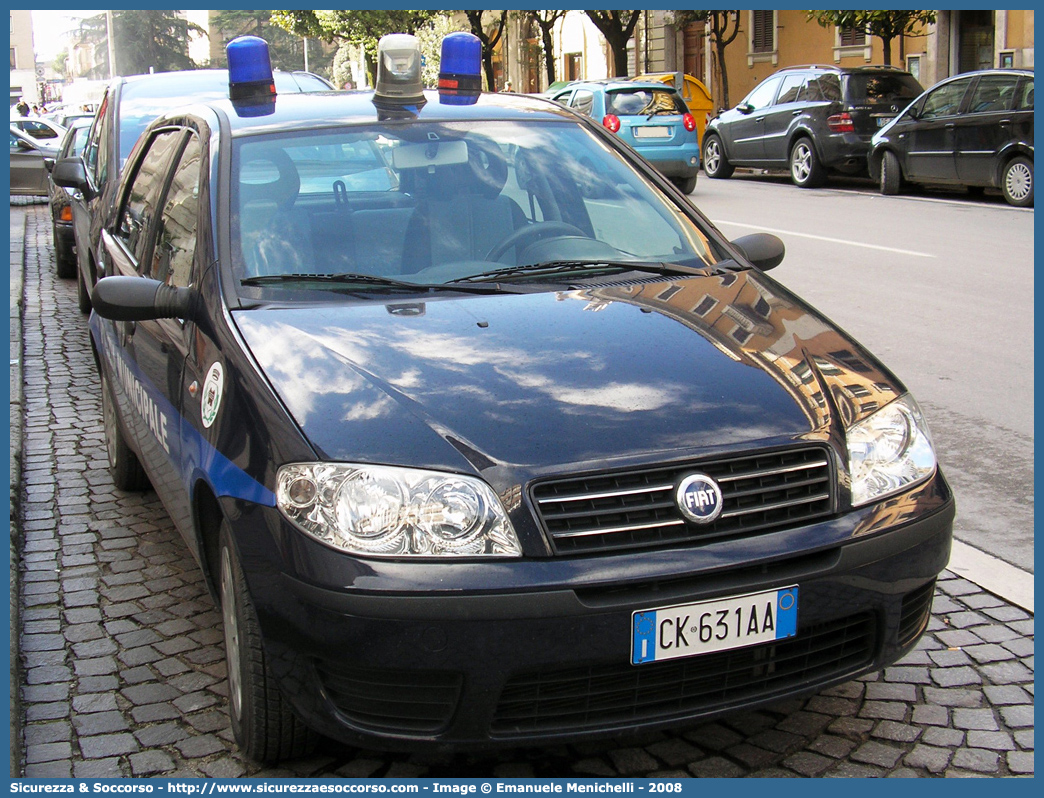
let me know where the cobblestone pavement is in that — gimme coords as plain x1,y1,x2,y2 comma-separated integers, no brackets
13,204,1034,779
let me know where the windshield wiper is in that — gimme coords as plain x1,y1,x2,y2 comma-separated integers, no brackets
240,272,512,294
450,259,727,284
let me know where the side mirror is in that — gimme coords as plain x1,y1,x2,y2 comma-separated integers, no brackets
736,103,754,115
16,139,36,151
730,233,785,271
51,156,95,201
91,276,197,323
44,157,55,173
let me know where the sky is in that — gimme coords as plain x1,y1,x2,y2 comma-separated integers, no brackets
31,10,104,62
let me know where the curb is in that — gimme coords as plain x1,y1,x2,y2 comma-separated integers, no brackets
9,201,27,778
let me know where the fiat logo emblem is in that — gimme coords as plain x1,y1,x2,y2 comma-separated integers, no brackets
676,473,724,524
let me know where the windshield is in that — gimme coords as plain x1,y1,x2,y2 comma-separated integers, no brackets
231,119,725,299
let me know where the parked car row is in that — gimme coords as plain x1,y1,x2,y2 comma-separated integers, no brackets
703,64,1033,207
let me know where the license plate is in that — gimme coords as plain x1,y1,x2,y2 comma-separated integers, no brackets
631,586,798,665
875,116,893,127
634,126,670,138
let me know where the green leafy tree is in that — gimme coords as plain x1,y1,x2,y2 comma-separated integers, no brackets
415,15,469,88
211,10,333,77
671,11,741,109
807,10,937,66
519,10,567,86
74,10,202,77
463,11,507,91
271,10,436,85
584,11,641,77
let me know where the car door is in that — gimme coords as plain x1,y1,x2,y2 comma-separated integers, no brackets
903,77,974,183
100,126,196,524
954,74,1023,186
728,75,783,163
10,130,50,195
758,72,808,164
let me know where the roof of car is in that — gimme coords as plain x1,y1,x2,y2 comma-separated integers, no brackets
554,78,681,92
166,89,579,135
777,64,916,75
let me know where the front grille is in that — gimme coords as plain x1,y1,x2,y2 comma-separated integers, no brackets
315,661,462,735
898,580,936,648
532,446,834,555
491,612,875,736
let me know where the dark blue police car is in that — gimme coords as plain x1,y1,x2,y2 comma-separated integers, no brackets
73,34,953,762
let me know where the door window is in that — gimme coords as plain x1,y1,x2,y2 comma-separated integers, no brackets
775,74,806,105
116,130,184,263
743,76,782,110
150,134,201,287
1015,77,1034,111
919,79,972,119
569,90,595,116
966,75,1019,114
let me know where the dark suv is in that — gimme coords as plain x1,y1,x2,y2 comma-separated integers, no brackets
703,65,924,187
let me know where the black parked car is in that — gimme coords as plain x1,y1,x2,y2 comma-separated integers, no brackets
870,69,1034,207
52,66,334,314
74,35,953,762
44,117,93,278
703,65,923,187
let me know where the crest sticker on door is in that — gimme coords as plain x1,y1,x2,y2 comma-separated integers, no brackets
201,362,224,429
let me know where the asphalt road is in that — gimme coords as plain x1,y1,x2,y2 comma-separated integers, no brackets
687,172,1034,573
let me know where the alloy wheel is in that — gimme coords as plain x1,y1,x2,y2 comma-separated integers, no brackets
1005,161,1032,203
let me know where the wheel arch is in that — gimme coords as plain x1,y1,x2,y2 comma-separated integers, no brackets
870,146,902,183
994,145,1033,187
192,478,225,602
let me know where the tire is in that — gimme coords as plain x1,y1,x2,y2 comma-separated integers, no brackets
789,138,827,188
53,225,76,279
101,372,150,492
219,523,317,764
1001,156,1033,207
702,134,734,179
77,269,92,314
672,174,698,194
880,150,901,196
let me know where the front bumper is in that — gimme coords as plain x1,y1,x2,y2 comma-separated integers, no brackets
227,473,953,751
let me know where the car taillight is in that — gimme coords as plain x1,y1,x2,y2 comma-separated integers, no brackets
602,114,621,133
60,207,72,222
682,113,696,132
827,112,854,133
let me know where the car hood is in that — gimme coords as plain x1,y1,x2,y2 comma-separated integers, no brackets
234,271,902,481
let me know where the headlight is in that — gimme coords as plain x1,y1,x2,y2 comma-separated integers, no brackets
846,394,937,506
276,463,522,557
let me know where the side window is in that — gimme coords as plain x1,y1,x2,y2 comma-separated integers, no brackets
920,79,971,119
570,90,595,116
84,93,109,181
151,134,201,287
116,130,183,265
1015,77,1034,111
775,74,806,104
743,76,782,110
966,75,1019,114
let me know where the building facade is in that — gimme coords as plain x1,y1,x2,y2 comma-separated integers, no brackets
10,9,39,106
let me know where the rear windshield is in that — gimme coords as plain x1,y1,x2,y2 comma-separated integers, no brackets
606,89,687,116
847,73,924,104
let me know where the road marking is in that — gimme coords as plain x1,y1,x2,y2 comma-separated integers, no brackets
714,220,936,258
948,539,1034,612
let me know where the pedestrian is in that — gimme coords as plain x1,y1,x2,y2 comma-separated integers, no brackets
504,80,513,93
15,98,29,116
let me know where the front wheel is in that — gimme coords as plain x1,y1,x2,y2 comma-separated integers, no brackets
671,174,698,195
880,151,901,195
101,372,150,492
702,135,734,179
53,225,76,279
77,270,92,314
789,138,827,188
219,524,317,763
1001,156,1033,207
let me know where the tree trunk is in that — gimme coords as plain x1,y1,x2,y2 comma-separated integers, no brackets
610,39,629,77
881,36,893,66
717,43,731,109
542,28,556,85
483,52,496,92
